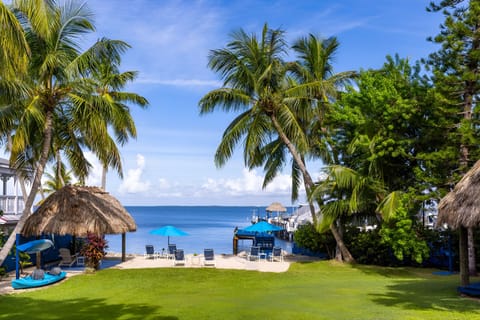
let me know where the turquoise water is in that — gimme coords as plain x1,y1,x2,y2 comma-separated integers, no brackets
105,206,294,255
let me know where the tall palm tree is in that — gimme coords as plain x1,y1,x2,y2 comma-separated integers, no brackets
84,57,149,189
287,34,357,261
199,25,354,262
0,0,134,264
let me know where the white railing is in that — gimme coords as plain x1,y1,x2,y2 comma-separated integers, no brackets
0,195,24,215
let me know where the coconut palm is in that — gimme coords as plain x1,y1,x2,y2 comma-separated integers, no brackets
84,57,148,189
199,25,355,262
0,0,137,264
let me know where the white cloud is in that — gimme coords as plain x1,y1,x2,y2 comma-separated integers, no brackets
84,152,103,187
199,169,294,197
118,154,151,194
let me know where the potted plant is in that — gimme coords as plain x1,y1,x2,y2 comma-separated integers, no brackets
81,233,108,270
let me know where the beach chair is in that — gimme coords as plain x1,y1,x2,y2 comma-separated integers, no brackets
173,249,186,266
144,245,156,259
167,244,177,260
58,248,77,267
270,247,284,262
247,246,260,261
203,248,216,267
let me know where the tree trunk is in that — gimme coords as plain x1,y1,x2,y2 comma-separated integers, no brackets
270,114,355,263
101,165,107,190
0,111,54,265
460,226,470,286
468,227,477,276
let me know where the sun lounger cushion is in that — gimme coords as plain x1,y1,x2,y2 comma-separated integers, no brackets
32,269,45,280
48,267,62,276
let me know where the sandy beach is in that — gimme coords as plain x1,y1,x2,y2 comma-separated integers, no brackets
0,252,319,295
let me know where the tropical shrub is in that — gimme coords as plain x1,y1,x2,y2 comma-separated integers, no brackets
81,233,108,270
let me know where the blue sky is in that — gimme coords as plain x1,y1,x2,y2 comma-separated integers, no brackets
6,1,446,206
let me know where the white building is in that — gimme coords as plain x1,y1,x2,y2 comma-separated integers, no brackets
0,158,24,226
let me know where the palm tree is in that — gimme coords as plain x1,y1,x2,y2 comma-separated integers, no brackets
199,25,355,262
84,57,149,189
0,0,135,264
287,34,358,261
42,162,73,195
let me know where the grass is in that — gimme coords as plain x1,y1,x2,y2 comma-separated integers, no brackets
1,260,479,319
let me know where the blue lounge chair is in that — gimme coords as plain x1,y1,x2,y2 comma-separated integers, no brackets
247,246,260,261
203,249,216,267
173,249,185,266
270,247,284,262
144,245,156,259
167,244,177,260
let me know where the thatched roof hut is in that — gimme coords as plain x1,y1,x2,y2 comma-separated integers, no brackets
437,160,480,229
437,159,480,287
21,185,136,262
266,202,287,213
22,185,136,236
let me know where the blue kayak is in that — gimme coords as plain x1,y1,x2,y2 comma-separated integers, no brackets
11,271,67,290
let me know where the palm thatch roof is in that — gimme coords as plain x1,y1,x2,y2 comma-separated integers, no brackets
266,202,287,212
22,185,136,236
437,160,480,229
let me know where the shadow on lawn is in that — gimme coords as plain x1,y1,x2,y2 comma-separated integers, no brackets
352,265,480,313
0,296,177,320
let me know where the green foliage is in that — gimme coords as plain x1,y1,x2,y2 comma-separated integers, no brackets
293,223,335,258
80,233,108,270
379,205,430,264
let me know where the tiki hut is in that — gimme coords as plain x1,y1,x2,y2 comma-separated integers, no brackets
437,159,480,286
21,185,136,262
266,202,287,213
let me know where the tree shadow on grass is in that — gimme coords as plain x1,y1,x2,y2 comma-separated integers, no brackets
0,296,177,320
352,265,480,314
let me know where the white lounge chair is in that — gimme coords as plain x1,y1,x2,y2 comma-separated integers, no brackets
58,248,77,267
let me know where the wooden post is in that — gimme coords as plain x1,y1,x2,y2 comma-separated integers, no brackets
460,226,470,286
122,233,126,262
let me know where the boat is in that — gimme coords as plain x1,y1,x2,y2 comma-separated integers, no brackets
11,271,67,290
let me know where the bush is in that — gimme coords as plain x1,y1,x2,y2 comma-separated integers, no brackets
80,233,108,270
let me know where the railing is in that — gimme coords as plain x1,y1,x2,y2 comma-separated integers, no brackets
0,195,24,215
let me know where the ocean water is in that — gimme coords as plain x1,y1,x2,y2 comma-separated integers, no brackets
105,206,294,255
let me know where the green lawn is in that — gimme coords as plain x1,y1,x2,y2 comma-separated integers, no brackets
1,261,479,320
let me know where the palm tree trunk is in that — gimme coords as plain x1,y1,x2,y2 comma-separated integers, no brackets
101,165,107,190
0,111,54,265
270,114,355,263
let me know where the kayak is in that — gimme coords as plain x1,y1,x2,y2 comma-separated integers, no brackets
11,271,67,290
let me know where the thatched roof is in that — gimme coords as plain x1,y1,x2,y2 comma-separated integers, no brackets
22,185,136,236
437,160,480,229
266,202,287,212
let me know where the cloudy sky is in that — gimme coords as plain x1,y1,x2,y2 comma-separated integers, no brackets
6,1,446,206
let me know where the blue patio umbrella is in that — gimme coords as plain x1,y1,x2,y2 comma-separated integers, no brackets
15,238,54,279
242,221,283,233
149,225,189,245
